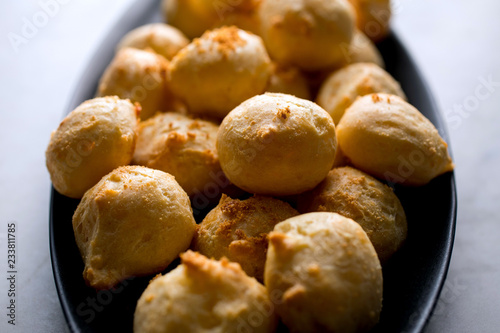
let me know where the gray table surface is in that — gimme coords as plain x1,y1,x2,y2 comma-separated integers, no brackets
0,0,499,332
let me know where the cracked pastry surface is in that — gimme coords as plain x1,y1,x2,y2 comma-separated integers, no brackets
134,250,278,333
336,93,454,186
316,62,405,124
72,165,196,289
265,212,382,333
133,112,223,197
297,166,407,263
259,0,356,71
192,194,299,281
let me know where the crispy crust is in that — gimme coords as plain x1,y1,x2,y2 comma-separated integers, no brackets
192,194,299,281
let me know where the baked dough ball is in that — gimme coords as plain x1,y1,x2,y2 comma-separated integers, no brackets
217,93,337,196
117,23,189,61
162,0,216,39
134,251,278,333
72,166,196,289
348,0,391,42
46,97,138,198
98,47,175,120
163,0,262,38
304,29,384,91
259,0,356,71
316,62,405,124
342,29,384,67
266,63,311,100
133,112,222,197
192,194,299,281
212,0,262,35
298,166,407,262
337,94,455,186
302,30,384,99
169,26,271,119
265,212,382,332
301,71,333,101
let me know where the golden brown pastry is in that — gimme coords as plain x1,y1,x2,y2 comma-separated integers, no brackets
134,251,278,333
217,93,337,196
316,62,405,124
45,96,138,198
341,29,385,67
265,212,383,332
192,194,299,281
169,26,271,119
212,0,262,35
162,0,216,39
301,20,384,97
295,31,383,99
98,47,177,120
133,112,222,197
163,0,262,38
337,93,455,186
259,0,356,71
72,166,196,289
298,166,407,262
117,23,189,61
266,63,311,100
348,0,391,42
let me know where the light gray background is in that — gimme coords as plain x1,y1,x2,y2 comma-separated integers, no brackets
0,0,498,332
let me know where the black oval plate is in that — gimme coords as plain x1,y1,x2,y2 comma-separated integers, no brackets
49,1,457,332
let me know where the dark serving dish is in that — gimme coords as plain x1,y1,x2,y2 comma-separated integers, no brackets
49,0,457,332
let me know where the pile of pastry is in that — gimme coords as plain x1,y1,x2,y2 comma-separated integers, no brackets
46,0,454,332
